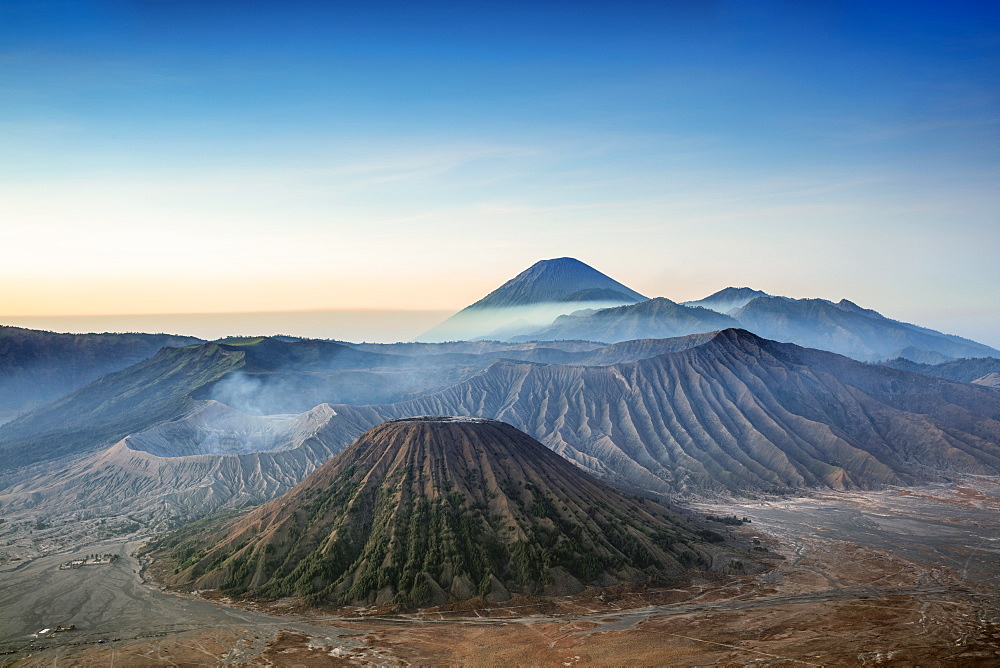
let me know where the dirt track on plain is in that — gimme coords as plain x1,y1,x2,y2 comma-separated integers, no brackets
3,479,1000,666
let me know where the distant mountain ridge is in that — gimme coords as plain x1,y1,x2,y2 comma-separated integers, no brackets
522,288,999,363
516,297,737,343
4,328,1000,532
732,295,998,361
0,326,202,423
0,337,406,470
374,329,1000,494
682,287,772,314
414,261,998,362
0,335,676,471
882,356,1000,388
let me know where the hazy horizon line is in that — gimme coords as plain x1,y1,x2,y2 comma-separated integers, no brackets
0,306,458,318
2,303,999,350
0,309,457,344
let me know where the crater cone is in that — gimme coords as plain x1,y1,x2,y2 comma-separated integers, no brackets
155,417,721,608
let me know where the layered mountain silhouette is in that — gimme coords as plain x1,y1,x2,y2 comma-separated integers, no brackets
417,258,647,342
0,336,651,470
519,290,999,362
682,287,771,314
883,356,1000,388
153,417,725,607
0,341,246,469
0,333,722,523
5,327,1000,516
731,295,998,362
414,261,997,361
0,335,538,470
0,327,201,423
375,330,1000,494
517,297,737,343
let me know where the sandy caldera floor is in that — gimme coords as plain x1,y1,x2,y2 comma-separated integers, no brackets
4,478,1000,666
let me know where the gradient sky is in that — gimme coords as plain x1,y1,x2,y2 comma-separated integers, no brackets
2,1,998,344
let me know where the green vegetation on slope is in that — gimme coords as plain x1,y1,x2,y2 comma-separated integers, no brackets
0,326,201,421
0,343,245,469
0,337,406,469
153,419,721,609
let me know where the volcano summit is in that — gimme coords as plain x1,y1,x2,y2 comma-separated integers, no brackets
153,417,729,608
417,257,648,341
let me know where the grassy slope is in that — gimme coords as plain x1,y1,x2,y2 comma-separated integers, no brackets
151,419,722,608
0,343,245,470
0,326,202,419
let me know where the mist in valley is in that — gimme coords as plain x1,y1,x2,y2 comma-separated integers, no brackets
415,300,639,342
201,360,491,416
0,309,454,345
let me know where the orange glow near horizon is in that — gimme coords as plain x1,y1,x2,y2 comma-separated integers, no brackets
0,273,504,318
0,309,457,343
2,2,997,345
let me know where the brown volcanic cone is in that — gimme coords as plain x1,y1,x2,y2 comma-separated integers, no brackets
155,417,720,608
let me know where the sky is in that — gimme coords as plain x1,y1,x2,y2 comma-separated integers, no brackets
1,1,998,344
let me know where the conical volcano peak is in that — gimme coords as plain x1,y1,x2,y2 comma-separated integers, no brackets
347,416,536,464
416,258,648,342
386,415,496,424
329,416,592,492
468,257,647,310
708,327,767,346
157,417,728,609
521,256,584,270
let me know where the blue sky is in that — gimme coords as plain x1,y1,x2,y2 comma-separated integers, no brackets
1,1,998,344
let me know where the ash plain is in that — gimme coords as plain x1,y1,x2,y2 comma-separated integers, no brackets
1,478,999,666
